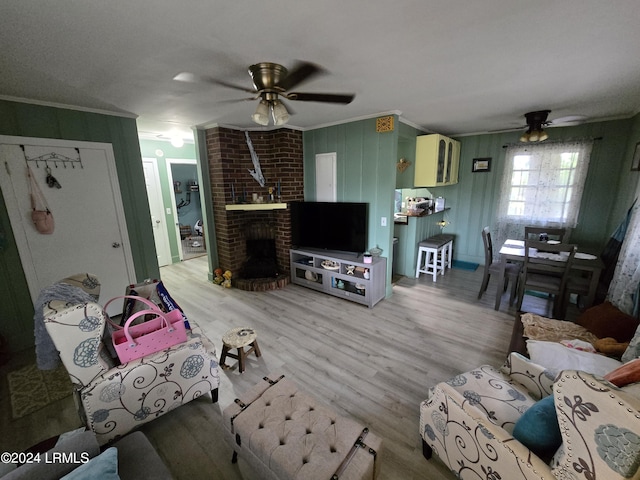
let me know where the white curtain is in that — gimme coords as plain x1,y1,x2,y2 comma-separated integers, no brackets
608,186,640,315
493,140,593,255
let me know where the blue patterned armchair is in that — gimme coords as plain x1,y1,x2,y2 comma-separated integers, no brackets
42,275,220,445
419,352,640,479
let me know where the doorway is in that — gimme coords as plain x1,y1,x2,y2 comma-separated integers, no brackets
167,159,205,261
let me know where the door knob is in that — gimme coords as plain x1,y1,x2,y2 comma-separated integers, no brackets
155,220,161,224
112,242,121,248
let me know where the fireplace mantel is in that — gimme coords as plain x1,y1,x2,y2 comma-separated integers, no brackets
225,203,287,211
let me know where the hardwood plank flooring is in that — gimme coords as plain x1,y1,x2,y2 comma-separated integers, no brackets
0,257,574,479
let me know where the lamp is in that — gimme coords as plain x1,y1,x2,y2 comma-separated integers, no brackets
519,110,551,143
251,100,270,126
271,99,290,126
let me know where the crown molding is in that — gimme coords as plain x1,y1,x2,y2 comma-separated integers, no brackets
0,95,137,119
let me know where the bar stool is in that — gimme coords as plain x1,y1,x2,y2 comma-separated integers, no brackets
415,234,454,281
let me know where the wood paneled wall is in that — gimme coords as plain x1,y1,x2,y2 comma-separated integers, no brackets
0,100,159,352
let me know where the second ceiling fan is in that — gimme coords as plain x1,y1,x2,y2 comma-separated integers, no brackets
175,61,355,126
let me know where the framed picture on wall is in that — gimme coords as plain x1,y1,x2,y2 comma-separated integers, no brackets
472,157,491,173
632,142,640,171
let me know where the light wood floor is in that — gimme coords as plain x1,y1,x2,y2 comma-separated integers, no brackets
0,257,570,479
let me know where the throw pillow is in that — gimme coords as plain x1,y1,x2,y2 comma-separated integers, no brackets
575,301,639,342
61,447,119,480
526,340,622,377
513,395,562,458
604,358,640,387
595,337,629,357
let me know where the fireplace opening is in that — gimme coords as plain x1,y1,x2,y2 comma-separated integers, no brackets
235,222,288,291
242,238,278,279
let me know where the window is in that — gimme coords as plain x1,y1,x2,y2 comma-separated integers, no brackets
494,140,593,248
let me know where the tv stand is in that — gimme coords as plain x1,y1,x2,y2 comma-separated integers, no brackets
290,248,386,308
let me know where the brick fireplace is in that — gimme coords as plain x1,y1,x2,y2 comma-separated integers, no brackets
204,127,304,287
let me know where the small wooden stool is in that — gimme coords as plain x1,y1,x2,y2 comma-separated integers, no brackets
219,327,261,373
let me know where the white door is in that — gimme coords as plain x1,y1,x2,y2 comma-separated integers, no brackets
142,158,171,266
315,152,337,202
0,136,136,315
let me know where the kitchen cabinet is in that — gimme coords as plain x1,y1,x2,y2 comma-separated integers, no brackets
414,134,460,187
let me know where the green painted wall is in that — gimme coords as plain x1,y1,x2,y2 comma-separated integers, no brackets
303,116,399,296
304,115,640,287
139,138,198,264
0,100,159,353
437,118,637,265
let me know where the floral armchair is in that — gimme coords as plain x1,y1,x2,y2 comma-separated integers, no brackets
42,275,220,445
419,352,640,479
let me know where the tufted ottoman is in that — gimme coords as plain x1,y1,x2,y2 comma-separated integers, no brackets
222,374,382,480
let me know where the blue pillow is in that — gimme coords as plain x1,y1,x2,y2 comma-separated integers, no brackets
61,447,119,480
513,395,562,457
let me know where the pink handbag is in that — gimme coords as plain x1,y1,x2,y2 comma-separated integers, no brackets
105,295,187,363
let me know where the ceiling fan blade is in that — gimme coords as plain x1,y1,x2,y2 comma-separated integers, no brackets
208,78,257,93
276,62,323,91
286,92,355,104
173,72,257,93
217,96,259,103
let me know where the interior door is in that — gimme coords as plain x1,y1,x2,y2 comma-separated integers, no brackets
0,136,136,315
315,152,337,202
142,158,171,266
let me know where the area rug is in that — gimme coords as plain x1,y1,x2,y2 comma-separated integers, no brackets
452,260,479,271
7,363,72,419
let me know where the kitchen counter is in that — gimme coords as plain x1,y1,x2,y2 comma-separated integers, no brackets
394,207,449,224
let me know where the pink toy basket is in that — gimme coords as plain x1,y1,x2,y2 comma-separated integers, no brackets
105,295,188,363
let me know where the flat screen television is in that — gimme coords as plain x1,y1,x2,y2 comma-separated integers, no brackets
290,201,368,254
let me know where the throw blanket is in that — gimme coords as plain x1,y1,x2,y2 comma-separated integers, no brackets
34,283,96,370
521,313,599,346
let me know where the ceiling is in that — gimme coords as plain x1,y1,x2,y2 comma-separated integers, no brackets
2,0,640,143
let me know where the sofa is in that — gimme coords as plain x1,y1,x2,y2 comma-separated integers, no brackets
40,274,220,445
419,351,640,479
0,430,172,479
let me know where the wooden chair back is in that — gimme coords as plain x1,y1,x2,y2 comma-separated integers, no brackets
524,226,567,242
519,240,577,317
481,226,494,266
523,240,576,277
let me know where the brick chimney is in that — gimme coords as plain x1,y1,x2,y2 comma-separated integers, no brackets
204,127,304,279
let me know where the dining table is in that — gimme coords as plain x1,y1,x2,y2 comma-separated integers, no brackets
494,239,604,311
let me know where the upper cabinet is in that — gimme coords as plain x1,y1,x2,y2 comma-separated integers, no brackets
414,134,460,187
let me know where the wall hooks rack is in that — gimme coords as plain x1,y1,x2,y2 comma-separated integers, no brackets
20,145,83,169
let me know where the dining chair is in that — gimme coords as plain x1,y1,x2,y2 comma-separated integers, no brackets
562,270,594,313
524,226,567,242
478,227,521,307
516,240,577,318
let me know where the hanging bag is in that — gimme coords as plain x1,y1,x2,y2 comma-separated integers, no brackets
28,166,54,234
104,295,187,363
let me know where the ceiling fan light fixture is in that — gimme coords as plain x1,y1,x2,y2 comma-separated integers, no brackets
272,100,290,126
520,110,551,143
251,100,270,126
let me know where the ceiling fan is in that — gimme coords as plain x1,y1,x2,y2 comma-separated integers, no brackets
174,61,355,126
487,110,588,140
